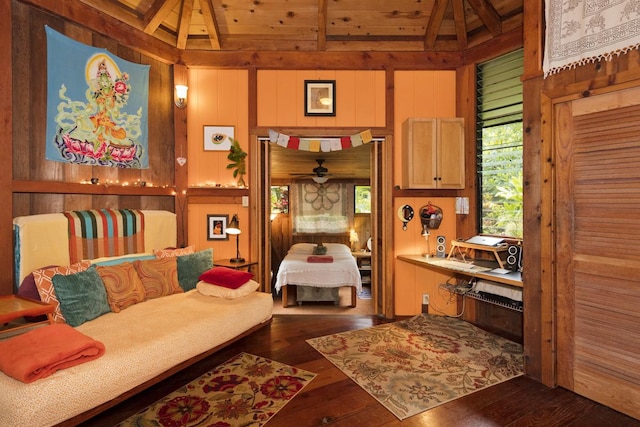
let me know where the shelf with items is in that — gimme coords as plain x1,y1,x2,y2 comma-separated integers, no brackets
352,252,372,284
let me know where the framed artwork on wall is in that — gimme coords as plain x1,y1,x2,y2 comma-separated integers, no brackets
204,126,234,151
207,214,229,240
304,80,336,116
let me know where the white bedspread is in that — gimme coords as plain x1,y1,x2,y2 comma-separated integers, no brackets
0,290,273,427
275,253,362,292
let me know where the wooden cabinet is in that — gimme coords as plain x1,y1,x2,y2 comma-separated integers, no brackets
402,118,465,189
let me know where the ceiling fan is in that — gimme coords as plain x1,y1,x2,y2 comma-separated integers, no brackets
291,159,332,183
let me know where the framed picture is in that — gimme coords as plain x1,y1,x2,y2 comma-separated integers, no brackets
270,185,289,214
207,214,229,240
304,80,336,116
204,126,234,151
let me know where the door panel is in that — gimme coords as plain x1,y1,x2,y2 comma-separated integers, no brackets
555,87,640,419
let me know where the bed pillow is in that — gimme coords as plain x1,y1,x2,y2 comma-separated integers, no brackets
33,261,92,324
95,262,147,312
176,248,213,292
312,244,328,255
196,279,260,299
154,245,195,258
133,257,183,299
323,243,352,255
198,266,254,289
287,243,316,255
17,268,56,322
51,265,111,327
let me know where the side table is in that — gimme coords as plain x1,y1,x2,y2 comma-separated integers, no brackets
0,295,55,337
213,259,258,271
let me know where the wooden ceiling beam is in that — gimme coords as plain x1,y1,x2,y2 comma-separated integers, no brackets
317,0,328,50
199,0,221,50
466,0,502,36
452,0,468,50
425,0,449,49
176,0,194,50
143,0,180,34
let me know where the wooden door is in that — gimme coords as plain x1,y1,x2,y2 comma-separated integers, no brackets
555,87,640,419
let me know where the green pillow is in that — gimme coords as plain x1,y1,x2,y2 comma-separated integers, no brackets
312,244,327,255
52,265,111,327
177,248,213,291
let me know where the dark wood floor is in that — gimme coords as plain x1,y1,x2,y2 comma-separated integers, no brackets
80,315,640,427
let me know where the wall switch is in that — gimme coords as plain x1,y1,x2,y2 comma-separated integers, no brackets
422,293,430,305
242,196,249,207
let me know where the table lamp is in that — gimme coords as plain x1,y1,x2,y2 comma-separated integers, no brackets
226,214,245,263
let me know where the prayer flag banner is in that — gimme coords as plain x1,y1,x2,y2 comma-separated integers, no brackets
45,26,149,168
267,129,376,152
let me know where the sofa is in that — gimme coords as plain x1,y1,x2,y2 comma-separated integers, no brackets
0,210,273,427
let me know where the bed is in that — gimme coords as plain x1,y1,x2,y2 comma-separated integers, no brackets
275,243,362,307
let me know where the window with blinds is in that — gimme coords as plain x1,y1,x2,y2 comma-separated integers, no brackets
476,49,523,238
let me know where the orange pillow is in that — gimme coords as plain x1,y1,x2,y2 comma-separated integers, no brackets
199,267,254,289
33,261,92,324
96,262,147,312
153,246,195,258
133,257,182,299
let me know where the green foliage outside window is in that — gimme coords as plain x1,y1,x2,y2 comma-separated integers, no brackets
355,186,371,214
479,123,523,238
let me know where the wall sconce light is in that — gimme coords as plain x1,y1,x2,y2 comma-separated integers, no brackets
226,214,245,263
175,84,188,108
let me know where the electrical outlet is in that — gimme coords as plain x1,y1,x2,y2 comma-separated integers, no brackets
422,293,430,305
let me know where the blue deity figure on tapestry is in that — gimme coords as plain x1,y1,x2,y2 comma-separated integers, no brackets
45,26,149,168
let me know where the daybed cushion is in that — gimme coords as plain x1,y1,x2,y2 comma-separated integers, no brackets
0,290,273,427
33,261,92,324
196,279,260,299
95,262,147,312
51,266,111,327
154,245,195,258
133,257,182,299
199,266,254,289
176,248,213,291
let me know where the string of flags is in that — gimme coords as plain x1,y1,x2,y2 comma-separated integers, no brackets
268,129,374,152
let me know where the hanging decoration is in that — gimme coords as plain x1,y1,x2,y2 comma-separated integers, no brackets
304,182,341,210
268,129,374,152
45,26,149,169
543,0,640,77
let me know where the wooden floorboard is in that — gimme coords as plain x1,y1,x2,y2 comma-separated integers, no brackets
79,315,640,426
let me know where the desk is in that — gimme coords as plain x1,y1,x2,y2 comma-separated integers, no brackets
397,255,522,288
397,254,523,342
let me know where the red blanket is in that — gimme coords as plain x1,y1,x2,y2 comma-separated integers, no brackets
307,255,334,263
0,324,105,383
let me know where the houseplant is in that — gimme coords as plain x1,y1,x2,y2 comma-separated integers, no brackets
227,138,247,187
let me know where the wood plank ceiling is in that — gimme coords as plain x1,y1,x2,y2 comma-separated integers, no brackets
76,0,522,180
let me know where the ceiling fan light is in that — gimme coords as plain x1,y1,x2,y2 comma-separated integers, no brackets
312,176,329,184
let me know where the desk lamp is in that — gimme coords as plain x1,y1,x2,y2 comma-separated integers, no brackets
226,214,245,263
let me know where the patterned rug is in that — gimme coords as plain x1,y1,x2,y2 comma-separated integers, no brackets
307,314,523,420
118,353,316,427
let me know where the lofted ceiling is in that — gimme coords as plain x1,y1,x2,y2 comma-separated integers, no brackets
74,0,522,181
78,0,523,52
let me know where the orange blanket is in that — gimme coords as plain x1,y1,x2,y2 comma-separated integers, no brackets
0,324,105,383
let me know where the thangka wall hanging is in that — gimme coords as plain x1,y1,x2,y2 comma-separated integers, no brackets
543,0,640,77
45,26,150,168
268,129,373,151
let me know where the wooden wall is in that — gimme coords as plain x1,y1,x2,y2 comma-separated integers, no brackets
3,3,177,295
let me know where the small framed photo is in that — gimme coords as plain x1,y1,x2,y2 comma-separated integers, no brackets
304,80,336,116
204,126,234,151
207,214,229,240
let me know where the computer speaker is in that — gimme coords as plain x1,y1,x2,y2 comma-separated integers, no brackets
506,244,523,272
436,235,446,258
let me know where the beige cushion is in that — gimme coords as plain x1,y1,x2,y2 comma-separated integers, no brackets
196,279,260,299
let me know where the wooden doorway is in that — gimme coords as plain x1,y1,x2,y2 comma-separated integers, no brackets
554,86,640,419
250,131,394,318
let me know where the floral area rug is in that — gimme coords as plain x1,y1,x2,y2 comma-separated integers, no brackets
306,314,523,420
118,352,316,427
